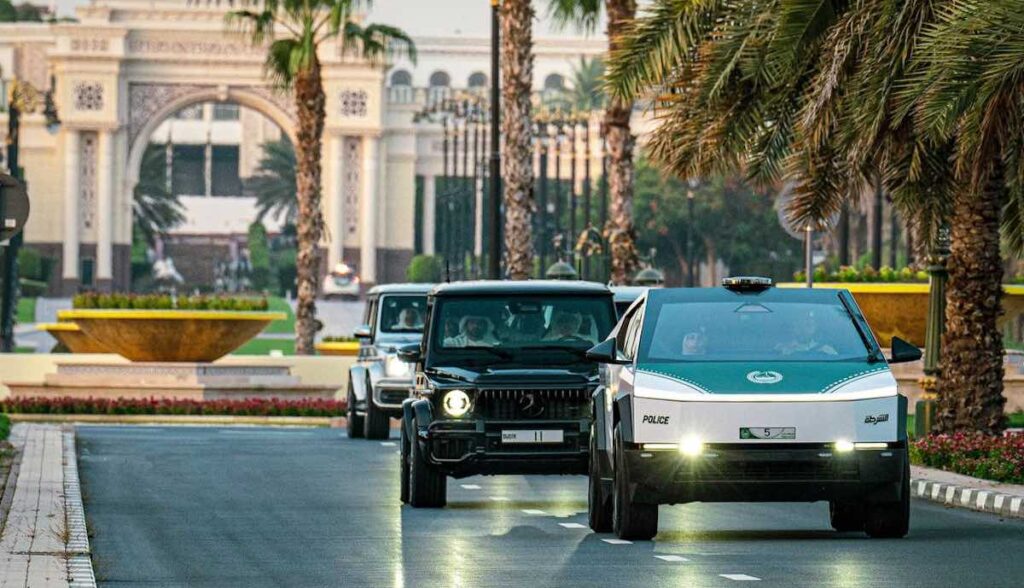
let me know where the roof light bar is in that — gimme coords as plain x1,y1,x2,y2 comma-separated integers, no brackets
722,276,774,292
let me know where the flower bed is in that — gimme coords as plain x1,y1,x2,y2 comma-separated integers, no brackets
0,397,346,418
910,432,1024,484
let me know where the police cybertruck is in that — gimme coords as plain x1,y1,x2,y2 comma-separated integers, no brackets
586,277,918,540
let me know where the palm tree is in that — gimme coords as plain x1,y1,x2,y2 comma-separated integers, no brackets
501,0,536,280
246,138,298,225
550,0,640,285
133,145,185,247
605,1,1022,433
568,56,605,111
905,0,1024,433
221,0,415,354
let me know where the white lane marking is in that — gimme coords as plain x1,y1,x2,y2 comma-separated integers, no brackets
460,484,482,490
601,538,633,545
522,509,548,516
994,495,1005,511
558,522,588,529
976,491,989,509
654,555,689,562
380,442,396,447
720,574,761,581
917,481,927,496
1011,497,1022,514
489,496,510,502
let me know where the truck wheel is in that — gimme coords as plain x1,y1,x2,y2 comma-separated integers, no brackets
865,456,910,538
588,424,613,532
399,419,411,504
346,386,364,439
408,428,446,508
612,424,658,540
364,383,390,440
829,500,865,532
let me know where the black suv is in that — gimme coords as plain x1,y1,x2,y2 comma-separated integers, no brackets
398,280,616,507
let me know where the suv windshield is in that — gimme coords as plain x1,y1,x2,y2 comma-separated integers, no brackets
429,296,615,364
378,295,428,334
639,300,873,363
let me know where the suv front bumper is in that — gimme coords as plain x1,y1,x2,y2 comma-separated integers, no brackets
372,378,414,412
425,418,590,478
623,443,906,505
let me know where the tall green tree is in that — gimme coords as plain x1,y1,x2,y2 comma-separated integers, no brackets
567,56,606,112
246,138,298,225
133,145,185,247
220,0,414,354
549,0,640,285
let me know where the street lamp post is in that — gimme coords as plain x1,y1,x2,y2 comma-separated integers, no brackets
488,0,502,279
686,178,698,287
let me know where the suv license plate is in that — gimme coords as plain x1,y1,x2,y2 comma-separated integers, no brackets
740,427,796,440
501,430,564,444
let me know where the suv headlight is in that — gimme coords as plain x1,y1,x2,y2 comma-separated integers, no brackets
442,389,472,417
384,354,412,378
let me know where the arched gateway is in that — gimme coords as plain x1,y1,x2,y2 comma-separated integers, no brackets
1,0,390,293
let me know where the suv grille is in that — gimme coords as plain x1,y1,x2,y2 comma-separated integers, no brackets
475,388,592,420
676,460,860,482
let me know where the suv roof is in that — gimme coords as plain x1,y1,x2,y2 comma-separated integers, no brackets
647,286,847,303
430,280,612,297
367,283,435,296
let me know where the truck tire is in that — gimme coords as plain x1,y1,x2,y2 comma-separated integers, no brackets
829,500,865,532
865,456,910,538
346,386,364,439
588,424,613,532
408,428,446,508
612,424,658,540
399,418,411,504
364,382,390,440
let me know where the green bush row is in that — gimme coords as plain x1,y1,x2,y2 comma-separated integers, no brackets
321,335,358,343
0,414,10,442
794,265,929,283
73,293,270,311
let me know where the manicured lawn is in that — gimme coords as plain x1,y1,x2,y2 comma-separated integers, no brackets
17,297,36,324
232,337,294,356
262,297,296,335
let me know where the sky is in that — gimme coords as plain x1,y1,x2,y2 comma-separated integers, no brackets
51,0,605,40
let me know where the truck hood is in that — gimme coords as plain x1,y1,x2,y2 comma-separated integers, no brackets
427,366,595,386
634,360,895,399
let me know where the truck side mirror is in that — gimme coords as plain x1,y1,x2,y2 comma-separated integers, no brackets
353,325,371,339
888,337,922,364
586,339,630,365
397,344,421,364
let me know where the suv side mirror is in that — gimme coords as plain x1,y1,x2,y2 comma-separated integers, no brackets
397,344,421,364
353,325,372,339
586,339,630,365
888,337,922,364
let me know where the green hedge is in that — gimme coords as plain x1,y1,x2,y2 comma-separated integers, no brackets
794,265,929,283
0,414,10,442
72,293,269,311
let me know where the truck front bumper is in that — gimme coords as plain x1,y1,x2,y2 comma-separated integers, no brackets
623,443,907,505
372,378,414,413
425,418,590,478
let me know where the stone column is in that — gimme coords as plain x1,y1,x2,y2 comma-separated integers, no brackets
423,174,436,255
361,134,379,284
62,130,81,293
327,134,345,269
96,130,114,291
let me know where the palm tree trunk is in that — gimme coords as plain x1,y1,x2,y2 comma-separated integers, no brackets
604,0,639,286
500,0,535,280
292,56,326,354
936,169,1006,434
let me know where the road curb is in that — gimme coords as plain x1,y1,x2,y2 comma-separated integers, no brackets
6,414,345,427
911,477,1024,519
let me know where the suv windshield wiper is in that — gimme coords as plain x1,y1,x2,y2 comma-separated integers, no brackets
516,345,589,358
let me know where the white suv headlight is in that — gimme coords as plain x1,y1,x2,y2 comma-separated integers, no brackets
384,354,412,378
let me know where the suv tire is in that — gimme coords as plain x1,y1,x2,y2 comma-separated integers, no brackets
864,456,910,538
829,500,865,532
408,426,446,508
588,424,613,532
346,386,364,439
612,424,658,540
364,382,390,440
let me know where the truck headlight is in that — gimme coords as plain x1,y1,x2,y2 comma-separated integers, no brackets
442,389,472,417
384,354,412,378
679,436,704,457
834,439,855,453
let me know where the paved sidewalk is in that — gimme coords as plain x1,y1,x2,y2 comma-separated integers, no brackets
911,465,1024,519
0,424,95,588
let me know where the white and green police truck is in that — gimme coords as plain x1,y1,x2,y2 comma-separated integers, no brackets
585,277,918,540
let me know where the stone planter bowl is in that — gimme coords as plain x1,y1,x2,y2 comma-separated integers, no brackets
778,283,1024,347
315,341,360,356
37,322,112,354
58,309,286,362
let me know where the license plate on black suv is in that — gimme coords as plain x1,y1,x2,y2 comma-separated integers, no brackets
501,430,565,444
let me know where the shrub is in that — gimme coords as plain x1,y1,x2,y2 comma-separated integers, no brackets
322,335,358,343
0,413,9,442
910,432,1024,484
72,293,269,311
0,397,346,418
406,255,443,283
794,265,930,283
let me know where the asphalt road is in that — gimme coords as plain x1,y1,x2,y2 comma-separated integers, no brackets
77,426,1024,588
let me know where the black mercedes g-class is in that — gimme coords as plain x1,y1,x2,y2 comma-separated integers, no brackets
398,280,616,507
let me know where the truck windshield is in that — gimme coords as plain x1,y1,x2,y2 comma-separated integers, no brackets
639,300,874,363
429,296,615,363
378,295,428,334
